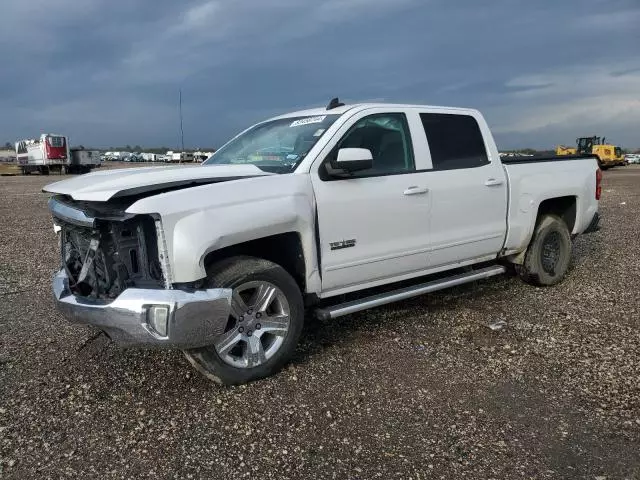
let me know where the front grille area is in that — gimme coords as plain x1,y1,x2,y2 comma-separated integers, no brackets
60,216,164,299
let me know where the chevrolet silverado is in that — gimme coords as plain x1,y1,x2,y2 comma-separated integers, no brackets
44,100,602,384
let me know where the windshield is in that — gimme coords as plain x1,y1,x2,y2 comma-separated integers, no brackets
204,114,339,173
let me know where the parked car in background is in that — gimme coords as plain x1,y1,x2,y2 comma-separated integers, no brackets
165,151,195,162
193,151,215,162
0,149,16,163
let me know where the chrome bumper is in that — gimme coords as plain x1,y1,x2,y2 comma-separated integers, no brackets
53,270,232,348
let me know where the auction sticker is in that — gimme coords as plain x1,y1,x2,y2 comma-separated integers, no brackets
290,116,326,127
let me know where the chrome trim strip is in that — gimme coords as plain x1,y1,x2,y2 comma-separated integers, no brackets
48,197,96,228
316,265,506,320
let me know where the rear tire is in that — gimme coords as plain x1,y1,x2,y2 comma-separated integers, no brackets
517,214,572,286
183,256,304,385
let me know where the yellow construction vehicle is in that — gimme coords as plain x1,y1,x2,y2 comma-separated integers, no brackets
556,136,624,169
555,145,577,156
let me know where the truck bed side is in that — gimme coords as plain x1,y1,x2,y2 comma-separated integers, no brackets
501,156,599,253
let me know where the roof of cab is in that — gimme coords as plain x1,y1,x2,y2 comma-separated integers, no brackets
269,103,480,121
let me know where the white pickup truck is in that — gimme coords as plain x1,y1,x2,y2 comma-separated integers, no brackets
44,100,601,384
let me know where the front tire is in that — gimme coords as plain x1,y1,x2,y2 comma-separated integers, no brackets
517,214,572,286
184,256,304,385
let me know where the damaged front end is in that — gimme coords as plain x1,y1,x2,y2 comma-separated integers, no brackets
48,196,232,348
51,196,164,299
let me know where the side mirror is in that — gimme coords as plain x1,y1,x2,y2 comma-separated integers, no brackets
331,148,373,172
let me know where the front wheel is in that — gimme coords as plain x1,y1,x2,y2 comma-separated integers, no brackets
184,256,304,385
516,214,572,286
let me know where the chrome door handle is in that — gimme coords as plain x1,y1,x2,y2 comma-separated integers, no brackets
484,178,504,187
404,186,429,195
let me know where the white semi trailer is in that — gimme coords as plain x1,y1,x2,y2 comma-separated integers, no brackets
15,134,69,175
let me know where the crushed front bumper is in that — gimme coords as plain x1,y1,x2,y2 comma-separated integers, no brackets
53,270,232,348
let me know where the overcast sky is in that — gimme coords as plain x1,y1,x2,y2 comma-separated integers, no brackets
1,0,638,150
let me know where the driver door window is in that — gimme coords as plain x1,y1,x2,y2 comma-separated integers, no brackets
325,113,415,178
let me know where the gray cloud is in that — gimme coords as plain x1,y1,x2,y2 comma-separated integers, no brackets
1,0,638,149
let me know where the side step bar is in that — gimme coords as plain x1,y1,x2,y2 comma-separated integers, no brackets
315,265,507,320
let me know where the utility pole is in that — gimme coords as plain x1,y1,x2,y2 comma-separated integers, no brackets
179,88,185,163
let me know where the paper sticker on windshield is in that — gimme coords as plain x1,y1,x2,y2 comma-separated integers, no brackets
286,154,299,160
290,116,326,127
313,128,325,137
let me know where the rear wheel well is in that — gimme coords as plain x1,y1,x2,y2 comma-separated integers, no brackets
203,232,306,292
536,196,576,232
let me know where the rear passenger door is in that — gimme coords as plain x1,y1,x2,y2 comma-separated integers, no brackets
419,112,508,268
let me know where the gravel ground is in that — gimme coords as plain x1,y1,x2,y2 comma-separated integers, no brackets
1,167,639,479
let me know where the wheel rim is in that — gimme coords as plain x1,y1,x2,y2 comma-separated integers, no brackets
541,231,562,274
214,281,290,369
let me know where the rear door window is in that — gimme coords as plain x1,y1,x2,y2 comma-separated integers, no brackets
419,113,489,170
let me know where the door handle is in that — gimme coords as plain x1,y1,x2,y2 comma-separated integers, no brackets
403,186,429,195
484,178,504,187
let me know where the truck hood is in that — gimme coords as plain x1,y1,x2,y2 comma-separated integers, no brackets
42,164,272,201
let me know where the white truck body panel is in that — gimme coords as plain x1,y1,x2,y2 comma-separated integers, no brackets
127,174,321,290
43,164,272,201
44,103,599,298
502,159,599,251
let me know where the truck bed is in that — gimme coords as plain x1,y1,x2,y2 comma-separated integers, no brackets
501,154,600,254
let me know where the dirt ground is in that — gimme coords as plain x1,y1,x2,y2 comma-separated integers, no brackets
1,166,639,479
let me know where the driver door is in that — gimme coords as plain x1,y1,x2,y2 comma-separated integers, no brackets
311,110,433,295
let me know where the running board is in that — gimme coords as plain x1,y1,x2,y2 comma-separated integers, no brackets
315,265,507,320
